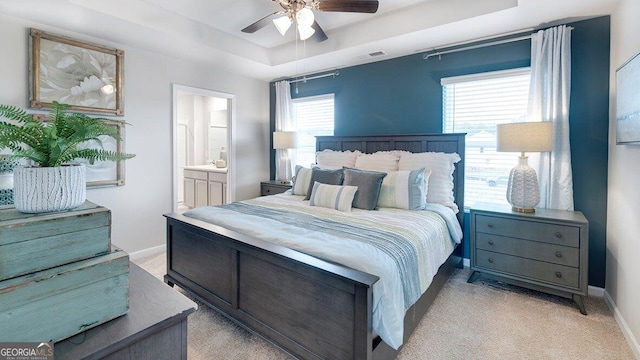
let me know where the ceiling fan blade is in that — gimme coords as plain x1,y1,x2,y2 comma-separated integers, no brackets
311,21,328,42
241,11,280,33
317,0,379,13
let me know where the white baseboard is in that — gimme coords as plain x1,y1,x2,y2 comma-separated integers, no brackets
128,244,165,261
463,258,470,268
604,290,640,359
588,285,605,298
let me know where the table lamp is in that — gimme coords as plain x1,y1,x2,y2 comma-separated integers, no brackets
496,122,553,213
273,131,298,183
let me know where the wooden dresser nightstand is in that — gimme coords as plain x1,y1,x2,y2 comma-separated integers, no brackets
55,263,196,359
260,180,292,196
468,203,589,314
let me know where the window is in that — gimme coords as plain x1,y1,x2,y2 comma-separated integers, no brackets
292,94,335,168
442,68,530,209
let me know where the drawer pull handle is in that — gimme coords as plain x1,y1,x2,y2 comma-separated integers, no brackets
488,258,494,264
555,232,562,239
556,252,562,258
487,224,494,228
488,240,494,245
555,272,562,278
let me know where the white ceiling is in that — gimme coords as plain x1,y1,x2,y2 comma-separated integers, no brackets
143,0,432,48
0,0,619,81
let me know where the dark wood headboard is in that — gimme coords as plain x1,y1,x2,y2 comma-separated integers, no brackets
316,133,466,227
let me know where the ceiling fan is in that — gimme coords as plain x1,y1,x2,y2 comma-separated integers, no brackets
241,0,379,42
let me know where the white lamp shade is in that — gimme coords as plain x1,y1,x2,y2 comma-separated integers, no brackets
296,8,315,28
273,131,299,149
497,122,553,153
273,16,292,36
298,25,315,40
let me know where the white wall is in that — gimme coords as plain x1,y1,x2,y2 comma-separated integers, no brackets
607,0,640,357
0,14,270,254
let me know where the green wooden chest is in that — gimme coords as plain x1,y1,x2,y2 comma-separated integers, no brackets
0,248,130,342
0,201,111,281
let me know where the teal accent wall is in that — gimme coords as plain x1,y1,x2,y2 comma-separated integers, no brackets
568,16,610,288
270,16,610,287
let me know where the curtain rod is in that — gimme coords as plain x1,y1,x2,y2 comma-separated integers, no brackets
423,34,532,60
291,71,340,83
273,71,340,85
423,26,573,60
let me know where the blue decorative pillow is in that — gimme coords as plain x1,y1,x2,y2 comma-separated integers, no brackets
377,168,429,210
309,182,358,212
291,165,313,196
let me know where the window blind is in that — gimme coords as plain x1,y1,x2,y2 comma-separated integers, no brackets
442,68,530,209
292,94,335,168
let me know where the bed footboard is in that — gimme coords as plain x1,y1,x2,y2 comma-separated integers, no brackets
164,213,379,360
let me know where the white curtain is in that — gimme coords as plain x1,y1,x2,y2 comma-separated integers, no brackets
274,80,294,181
528,25,574,211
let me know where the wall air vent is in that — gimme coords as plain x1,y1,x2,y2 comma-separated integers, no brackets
356,50,388,60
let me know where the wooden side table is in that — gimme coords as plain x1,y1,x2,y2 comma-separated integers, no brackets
468,203,589,314
55,263,197,360
260,180,292,196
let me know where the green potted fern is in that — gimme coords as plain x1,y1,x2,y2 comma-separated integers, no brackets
0,101,135,213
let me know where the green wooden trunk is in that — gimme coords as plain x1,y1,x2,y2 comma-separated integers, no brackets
0,248,130,342
0,201,111,281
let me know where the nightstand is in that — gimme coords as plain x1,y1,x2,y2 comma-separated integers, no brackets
468,203,589,315
260,180,292,196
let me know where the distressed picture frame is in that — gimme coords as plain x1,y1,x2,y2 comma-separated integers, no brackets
33,114,127,187
29,28,124,116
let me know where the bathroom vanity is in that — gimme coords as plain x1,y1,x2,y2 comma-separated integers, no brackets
183,165,227,208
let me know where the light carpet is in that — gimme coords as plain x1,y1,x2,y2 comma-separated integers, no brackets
135,252,635,360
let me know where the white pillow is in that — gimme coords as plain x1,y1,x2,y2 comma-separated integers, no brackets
355,152,400,172
291,165,313,196
316,150,360,169
377,169,430,210
309,182,358,212
398,152,461,213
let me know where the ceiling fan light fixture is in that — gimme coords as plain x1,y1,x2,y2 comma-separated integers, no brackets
298,25,315,40
242,1,379,42
296,7,315,28
273,15,292,36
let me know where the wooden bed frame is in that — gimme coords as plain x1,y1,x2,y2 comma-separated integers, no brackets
164,134,466,360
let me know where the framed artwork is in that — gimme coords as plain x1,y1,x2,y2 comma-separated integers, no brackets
80,119,127,187
616,49,640,144
29,28,124,116
33,115,127,187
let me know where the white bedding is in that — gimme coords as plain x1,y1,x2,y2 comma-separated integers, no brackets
184,193,462,349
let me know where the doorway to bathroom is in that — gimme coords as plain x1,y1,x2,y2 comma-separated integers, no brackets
172,84,235,213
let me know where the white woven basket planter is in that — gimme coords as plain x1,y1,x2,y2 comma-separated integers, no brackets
13,164,86,213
